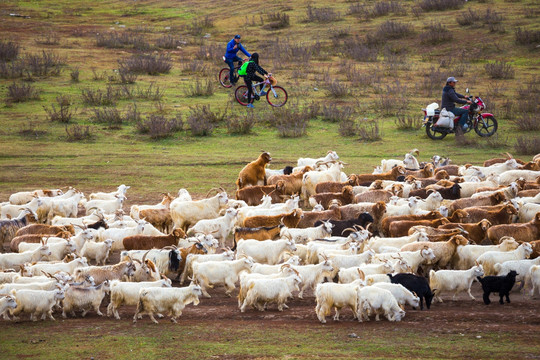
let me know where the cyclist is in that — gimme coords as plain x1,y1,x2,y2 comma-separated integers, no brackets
224,35,251,86
441,76,472,133
238,53,268,109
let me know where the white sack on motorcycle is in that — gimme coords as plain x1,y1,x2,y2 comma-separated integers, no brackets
435,108,455,129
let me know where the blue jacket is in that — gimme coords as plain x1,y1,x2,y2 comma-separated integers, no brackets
224,39,250,59
441,85,467,110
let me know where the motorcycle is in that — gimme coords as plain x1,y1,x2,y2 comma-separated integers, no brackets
422,88,498,140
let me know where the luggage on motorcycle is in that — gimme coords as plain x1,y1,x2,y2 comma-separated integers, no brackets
426,103,439,116
435,108,455,129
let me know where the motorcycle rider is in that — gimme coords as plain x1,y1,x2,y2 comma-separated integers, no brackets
441,77,472,132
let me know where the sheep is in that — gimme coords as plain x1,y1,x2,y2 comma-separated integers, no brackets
187,208,238,247
429,264,485,302
84,194,126,215
236,152,272,189
73,261,136,285
367,231,429,253
302,162,344,201
388,273,434,310
236,238,297,265
133,283,202,324
478,270,518,305
339,263,394,284
0,244,51,270
315,277,366,323
494,257,540,289
309,186,355,209
18,238,76,261
487,213,540,244
9,189,63,205
22,257,89,277
477,243,533,275
372,282,420,309
0,209,37,247
268,166,313,196
401,235,469,269
192,256,254,297
452,237,520,270
240,273,303,312
297,151,339,168
61,280,111,318
235,182,287,206
180,249,236,284
107,278,172,319
0,295,17,320
357,286,406,322
280,221,333,244
439,219,492,244
89,184,130,200
170,190,229,231
80,239,113,265
528,265,540,298
10,287,65,321
243,208,303,229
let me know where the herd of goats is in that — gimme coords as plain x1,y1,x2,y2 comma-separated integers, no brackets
0,150,539,324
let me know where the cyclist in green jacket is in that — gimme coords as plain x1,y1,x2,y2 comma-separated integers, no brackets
238,53,268,108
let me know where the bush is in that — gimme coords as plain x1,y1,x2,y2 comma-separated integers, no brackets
187,15,214,36
6,82,40,103
418,0,464,12
395,112,422,130
186,105,225,136
120,83,164,101
184,78,215,97
457,9,481,26
357,119,382,141
226,112,257,134
70,68,80,82
326,80,350,97
44,95,75,123
65,124,93,141
514,136,540,155
417,66,446,97
118,54,172,75
345,65,381,88
90,107,123,128
124,103,142,123
264,12,290,30
23,51,65,78
305,4,341,23
514,28,540,46
320,104,355,123
35,32,60,45
155,34,183,49
117,68,138,84
376,81,409,116
484,61,515,79
371,1,406,17
510,113,540,131
273,107,311,138
96,32,151,50
366,21,413,45
420,23,453,45
19,121,47,138
341,37,378,62
136,114,183,139
0,40,20,62
458,9,503,28
338,118,358,137
0,60,24,79
81,86,119,106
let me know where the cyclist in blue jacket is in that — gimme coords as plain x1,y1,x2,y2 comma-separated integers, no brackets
224,35,251,86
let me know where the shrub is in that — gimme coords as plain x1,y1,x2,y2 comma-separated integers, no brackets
81,86,119,106
377,21,413,40
124,103,142,123
420,23,453,44
136,114,183,139
264,12,290,30
118,54,172,75
226,112,257,134
371,1,407,17
357,119,382,141
273,107,311,138
96,32,151,50
0,40,20,62
326,80,350,97
181,59,207,74
395,112,422,130
90,107,123,128
320,104,355,123
120,83,164,101
417,66,446,97
305,4,341,23
345,65,381,88
418,0,464,12
514,136,540,155
376,81,409,116
338,118,358,137
187,15,214,36
194,44,223,63
117,68,138,84
0,60,24,79
184,78,214,97
44,95,75,123
514,28,540,46
458,9,503,28
186,105,225,136
6,82,40,103
24,51,65,78
341,37,378,62
155,34,183,49
70,68,80,82
91,67,107,81
19,121,47,138
457,9,481,26
35,32,60,45
510,113,540,131
484,61,515,79
65,124,93,141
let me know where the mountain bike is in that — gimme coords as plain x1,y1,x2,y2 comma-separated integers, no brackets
218,57,246,88
235,75,288,107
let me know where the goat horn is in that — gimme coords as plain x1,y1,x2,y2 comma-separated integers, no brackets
142,250,150,263
342,227,357,235
205,188,221,198
132,258,142,264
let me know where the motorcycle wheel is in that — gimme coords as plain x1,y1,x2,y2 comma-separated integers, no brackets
474,116,498,137
425,121,447,140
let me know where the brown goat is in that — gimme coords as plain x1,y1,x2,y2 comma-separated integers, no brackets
403,163,434,178
235,181,286,206
517,189,540,198
233,225,282,241
15,224,75,237
439,219,492,244
122,228,186,251
434,165,460,176
296,205,341,228
354,166,406,186
310,186,355,209
487,213,540,244
523,177,540,190
528,239,540,259
138,208,173,234
243,208,303,228
178,242,209,276
354,190,394,204
236,152,272,189
381,211,443,237
408,225,468,240
401,235,469,268
445,209,469,223
449,192,506,214
406,170,449,187
462,204,517,225
483,153,526,167
314,175,358,194
519,161,540,171
10,231,71,252
388,218,450,237
340,202,387,234
268,166,312,196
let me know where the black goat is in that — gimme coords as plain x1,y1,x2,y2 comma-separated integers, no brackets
314,212,373,237
388,273,434,310
283,166,294,175
477,270,518,305
86,218,109,230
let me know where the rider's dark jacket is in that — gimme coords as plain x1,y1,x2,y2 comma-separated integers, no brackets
245,61,267,81
441,85,467,110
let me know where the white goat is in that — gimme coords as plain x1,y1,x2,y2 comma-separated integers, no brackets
240,273,303,312
429,264,485,302
180,249,236,284
357,286,405,322
61,280,111,318
0,245,51,270
372,282,420,308
452,237,520,270
192,256,254,297
187,208,238,247
236,238,297,265
10,288,65,321
315,278,366,323
80,239,113,265
89,184,130,200
170,191,229,231
107,278,172,319
83,195,126,215
297,151,339,168
477,243,533,275
280,221,334,244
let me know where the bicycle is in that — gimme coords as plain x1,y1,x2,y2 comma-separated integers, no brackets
234,75,288,108
218,56,246,88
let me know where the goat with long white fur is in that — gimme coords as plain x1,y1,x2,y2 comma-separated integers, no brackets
315,276,366,323
452,237,520,270
460,159,520,178
192,256,255,297
170,190,229,231
372,282,420,309
237,265,298,306
236,238,297,265
240,272,303,312
367,231,429,253
90,184,130,200
0,244,51,270
289,258,335,298
280,221,333,244
381,150,420,172
477,243,533,275
22,257,89,277
494,257,540,288
97,220,145,251
357,286,405,322
10,287,65,321
429,264,485,302
107,278,172,319
83,194,126,215
187,208,238,247
339,263,394,284
372,248,436,273
180,249,236,284
9,189,63,206
302,162,344,201
18,238,76,261
80,239,113,265
47,191,86,222
297,151,339,168
62,280,111,318
0,295,17,320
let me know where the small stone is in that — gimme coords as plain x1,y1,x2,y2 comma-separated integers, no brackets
119,25,125,28
165,26,171,30
314,88,319,91
348,333,358,338
203,33,211,38
476,336,482,339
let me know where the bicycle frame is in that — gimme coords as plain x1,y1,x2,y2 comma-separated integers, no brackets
248,78,275,97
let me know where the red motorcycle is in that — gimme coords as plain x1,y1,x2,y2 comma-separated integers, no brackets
422,89,498,140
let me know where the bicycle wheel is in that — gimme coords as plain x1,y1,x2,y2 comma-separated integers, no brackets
235,85,250,106
219,68,233,88
474,116,498,137
267,86,288,107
